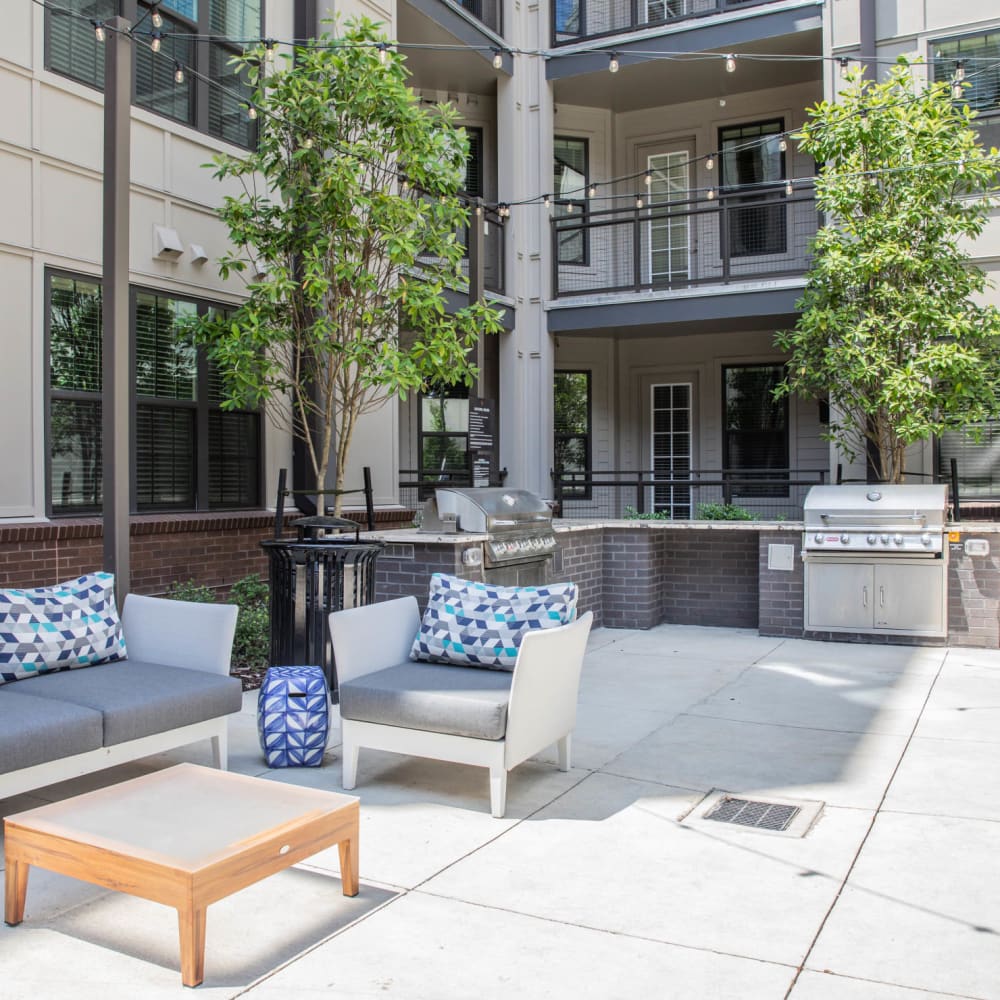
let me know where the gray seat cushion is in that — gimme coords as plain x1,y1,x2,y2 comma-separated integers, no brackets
0,690,104,773
340,661,512,740
0,659,243,747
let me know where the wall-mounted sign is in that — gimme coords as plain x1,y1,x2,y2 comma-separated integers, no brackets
469,397,497,488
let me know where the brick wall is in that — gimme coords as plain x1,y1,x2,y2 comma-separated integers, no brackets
758,531,805,637
374,540,474,610
602,528,666,629
550,527,604,626
657,528,759,628
947,534,1000,648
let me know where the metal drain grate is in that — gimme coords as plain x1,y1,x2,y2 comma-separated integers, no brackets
703,796,801,832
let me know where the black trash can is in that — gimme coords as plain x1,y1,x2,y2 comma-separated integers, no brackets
261,516,383,702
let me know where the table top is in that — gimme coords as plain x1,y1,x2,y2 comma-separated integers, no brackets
4,764,357,870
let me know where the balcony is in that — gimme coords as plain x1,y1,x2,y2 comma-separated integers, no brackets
550,185,817,300
552,0,785,47
417,205,506,297
458,0,503,36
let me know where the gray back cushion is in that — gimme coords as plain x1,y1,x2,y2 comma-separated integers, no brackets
340,661,512,740
0,659,243,747
0,690,104,773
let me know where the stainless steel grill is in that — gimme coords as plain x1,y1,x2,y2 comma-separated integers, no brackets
802,484,949,638
420,487,557,585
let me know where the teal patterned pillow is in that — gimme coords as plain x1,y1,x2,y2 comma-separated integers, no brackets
410,573,578,670
0,572,127,684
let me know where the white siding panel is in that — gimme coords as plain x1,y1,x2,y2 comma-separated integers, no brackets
0,1,32,70
0,151,33,249
38,163,101,262
38,84,102,173
131,120,165,192
0,68,32,147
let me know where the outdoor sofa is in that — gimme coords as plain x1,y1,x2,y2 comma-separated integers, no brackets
329,582,593,818
0,584,242,801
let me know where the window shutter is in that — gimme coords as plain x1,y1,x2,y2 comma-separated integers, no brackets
939,423,1000,498
464,129,484,197
135,405,196,509
46,1,115,87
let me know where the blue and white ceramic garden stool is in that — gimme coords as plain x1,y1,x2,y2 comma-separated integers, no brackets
256,665,330,767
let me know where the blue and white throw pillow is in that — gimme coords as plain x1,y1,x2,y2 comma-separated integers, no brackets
410,573,578,670
0,572,127,684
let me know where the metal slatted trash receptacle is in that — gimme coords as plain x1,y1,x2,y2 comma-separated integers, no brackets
261,516,383,703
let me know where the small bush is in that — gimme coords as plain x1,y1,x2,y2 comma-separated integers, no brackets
622,505,674,521
165,579,216,604
697,502,757,521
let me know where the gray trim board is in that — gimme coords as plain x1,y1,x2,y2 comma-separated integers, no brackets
547,286,801,335
546,4,823,80
444,288,515,330
402,0,512,73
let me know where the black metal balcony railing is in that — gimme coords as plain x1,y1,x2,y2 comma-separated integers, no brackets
416,205,505,296
399,466,508,510
460,0,503,36
552,0,778,47
551,185,818,299
552,467,830,520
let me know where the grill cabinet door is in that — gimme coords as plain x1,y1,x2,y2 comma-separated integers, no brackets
806,562,873,631
874,563,945,632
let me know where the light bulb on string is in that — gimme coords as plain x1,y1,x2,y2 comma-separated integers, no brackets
725,54,736,73
92,20,105,42
151,31,162,54
785,179,793,196
174,63,184,84
954,60,966,82
543,194,551,209
303,138,314,149
635,194,644,210
566,202,574,213
588,183,597,198
644,170,652,187
778,137,787,153
839,57,849,79
608,52,620,74
151,4,163,28
706,187,716,201
265,40,276,62
377,43,389,65
706,153,715,171
246,104,258,120
492,48,503,70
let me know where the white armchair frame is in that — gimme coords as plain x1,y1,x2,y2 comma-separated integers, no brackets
329,596,593,818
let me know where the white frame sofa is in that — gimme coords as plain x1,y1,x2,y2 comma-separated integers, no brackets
0,594,241,801
329,596,593,818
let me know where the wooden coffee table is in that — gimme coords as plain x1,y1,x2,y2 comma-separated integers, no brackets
3,763,359,987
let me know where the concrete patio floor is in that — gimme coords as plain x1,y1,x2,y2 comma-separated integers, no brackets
2,623,999,999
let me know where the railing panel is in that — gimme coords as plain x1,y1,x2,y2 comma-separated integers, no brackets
460,0,503,36
553,188,818,298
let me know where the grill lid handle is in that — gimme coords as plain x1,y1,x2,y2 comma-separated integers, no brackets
818,512,926,522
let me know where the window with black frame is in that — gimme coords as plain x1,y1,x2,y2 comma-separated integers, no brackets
719,120,787,258
554,371,591,499
419,388,470,490
722,364,788,498
46,271,261,515
933,29,1000,150
45,1,260,149
553,137,589,265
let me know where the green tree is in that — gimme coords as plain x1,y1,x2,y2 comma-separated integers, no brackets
195,19,503,511
775,61,1000,482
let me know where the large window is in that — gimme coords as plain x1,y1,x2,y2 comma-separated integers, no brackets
554,371,591,498
719,120,787,257
553,137,589,265
722,364,788,497
47,271,261,515
419,388,469,481
46,1,260,149
938,422,1000,499
933,29,1000,149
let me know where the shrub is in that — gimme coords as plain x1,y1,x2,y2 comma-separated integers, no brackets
165,579,215,604
622,505,674,521
696,502,756,521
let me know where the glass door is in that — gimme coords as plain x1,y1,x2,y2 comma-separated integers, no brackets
647,151,690,288
650,383,692,517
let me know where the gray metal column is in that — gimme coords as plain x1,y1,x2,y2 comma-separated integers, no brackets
859,0,876,81
102,17,132,598
469,201,499,407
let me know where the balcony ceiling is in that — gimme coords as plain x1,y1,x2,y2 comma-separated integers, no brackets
397,0,502,97
551,28,822,113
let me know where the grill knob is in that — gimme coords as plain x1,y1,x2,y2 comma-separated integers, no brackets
867,534,877,545
880,534,889,544
893,534,904,546
814,533,824,544
921,533,933,547
840,533,850,545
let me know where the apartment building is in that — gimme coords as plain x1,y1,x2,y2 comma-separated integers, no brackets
1,1,998,553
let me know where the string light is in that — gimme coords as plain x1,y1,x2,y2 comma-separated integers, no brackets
608,52,620,74
265,39,276,62
92,20,105,42
588,183,597,197
377,42,388,64
644,170,652,186
173,62,184,84
839,57,850,79
778,137,788,152
492,48,503,70
725,54,737,73
151,4,163,29
150,31,162,53
474,203,483,216
706,187,716,200
303,137,313,148
566,202,574,213
706,154,715,171
635,194,644,209
954,60,966,82
246,104,257,120
543,195,551,209
785,179,793,196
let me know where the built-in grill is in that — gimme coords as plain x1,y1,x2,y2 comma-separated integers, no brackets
420,487,557,586
801,484,949,638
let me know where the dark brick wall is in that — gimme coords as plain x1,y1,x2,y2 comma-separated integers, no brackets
758,531,805,637
374,541,475,611
947,534,1000,648
601,527,665,629
657,528,759,628
550,527,604,626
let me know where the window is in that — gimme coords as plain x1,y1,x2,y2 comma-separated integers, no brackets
722,364,788,497
647,150,690,286
46,1,260,149
554,371,591,498
419,387,470,483
650,383,692,517
719,120,787,257
938,422,1000,499
553,137,589,265
933,30,1000,150
46,271,261,515
463,127,484,199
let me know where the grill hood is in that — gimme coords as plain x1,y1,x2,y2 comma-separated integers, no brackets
421,487,551,534
803,484,947,520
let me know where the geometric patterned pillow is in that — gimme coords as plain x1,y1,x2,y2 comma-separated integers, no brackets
0,572,127,684
409,573,578,671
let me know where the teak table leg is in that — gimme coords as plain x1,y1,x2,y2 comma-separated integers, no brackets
4,857,29,926
338,834,359,897
178,904,207,988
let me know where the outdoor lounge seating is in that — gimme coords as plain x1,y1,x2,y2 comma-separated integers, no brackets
0,590,242,801
329,594,593,817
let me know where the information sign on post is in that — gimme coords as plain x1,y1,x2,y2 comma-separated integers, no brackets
469,397,497,487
